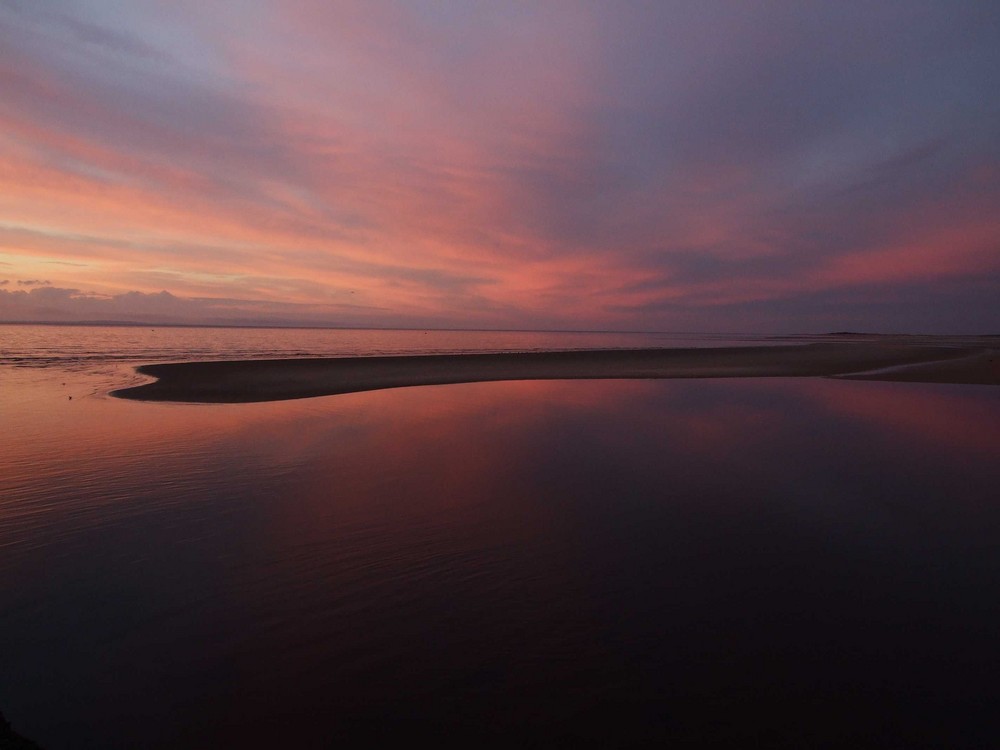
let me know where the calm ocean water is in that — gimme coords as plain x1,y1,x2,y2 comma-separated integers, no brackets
0,324,774,368
2,325,999,747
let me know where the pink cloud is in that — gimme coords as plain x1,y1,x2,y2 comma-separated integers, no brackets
0,1,997,331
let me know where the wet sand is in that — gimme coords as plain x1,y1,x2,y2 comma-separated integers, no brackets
111,342,999,403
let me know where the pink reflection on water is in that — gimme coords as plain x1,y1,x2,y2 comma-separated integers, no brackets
4,371,998,559
3,369,1000,747
793,379,1000,458
253,380,645,548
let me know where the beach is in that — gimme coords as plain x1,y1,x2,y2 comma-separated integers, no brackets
112,340,999,403
6,0,998,743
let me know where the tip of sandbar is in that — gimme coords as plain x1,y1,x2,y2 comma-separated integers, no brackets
109,345,998,404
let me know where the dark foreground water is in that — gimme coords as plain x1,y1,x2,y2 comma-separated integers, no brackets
2,327,999,747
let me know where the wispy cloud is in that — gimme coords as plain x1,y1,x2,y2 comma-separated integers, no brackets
0,1,997,331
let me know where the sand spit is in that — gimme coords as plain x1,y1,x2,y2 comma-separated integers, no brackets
110,343,998,403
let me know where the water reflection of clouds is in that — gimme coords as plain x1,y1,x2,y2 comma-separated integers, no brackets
5,374,997,536
4,371,1000,746
797,379,1000,458
257,376,1000,554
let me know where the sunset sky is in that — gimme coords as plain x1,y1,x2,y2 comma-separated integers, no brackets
1,1,997,332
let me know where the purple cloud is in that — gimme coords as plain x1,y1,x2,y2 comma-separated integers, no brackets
0,1,996,332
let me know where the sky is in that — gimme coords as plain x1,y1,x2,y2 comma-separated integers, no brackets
0,0,998,332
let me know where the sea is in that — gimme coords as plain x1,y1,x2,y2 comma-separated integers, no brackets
2,324,999,747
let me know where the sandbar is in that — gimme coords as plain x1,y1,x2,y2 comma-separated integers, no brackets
111,342,999,403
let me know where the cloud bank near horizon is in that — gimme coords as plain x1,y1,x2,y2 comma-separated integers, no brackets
1,1,998,332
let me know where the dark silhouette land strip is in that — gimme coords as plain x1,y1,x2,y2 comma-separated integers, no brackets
110,342,999,403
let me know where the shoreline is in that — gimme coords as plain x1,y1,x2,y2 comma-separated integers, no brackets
111,343,999,403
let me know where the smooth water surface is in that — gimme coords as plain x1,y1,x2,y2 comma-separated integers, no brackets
1,325,771,370
2,327,999,747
